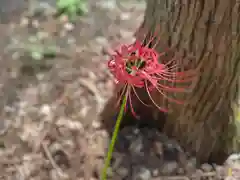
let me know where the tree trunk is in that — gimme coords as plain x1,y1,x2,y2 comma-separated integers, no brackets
139,0,240,163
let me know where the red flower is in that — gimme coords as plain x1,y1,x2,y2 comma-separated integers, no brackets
107,31,194,117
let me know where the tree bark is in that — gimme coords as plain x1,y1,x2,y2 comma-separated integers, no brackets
139,0,240,163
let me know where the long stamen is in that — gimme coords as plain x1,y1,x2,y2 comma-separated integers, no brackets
145,81,168,112
131,86,150,107
128,87,139,118
152,26,161,49
153,82,183,104
115,84,128,108
162,63,193,75
144,25,161,49
156,82,188,92
167,64,179,71
175,69,197,77
142,72,183,104
137,26,150,46
146,32,156,48
162,55,177,67
154,74,194,83
157,71,196,81
157,65,196,78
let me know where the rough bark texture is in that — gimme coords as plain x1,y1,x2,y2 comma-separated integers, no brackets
140,0,240,163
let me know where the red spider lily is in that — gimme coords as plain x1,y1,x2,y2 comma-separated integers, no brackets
107,30,195,117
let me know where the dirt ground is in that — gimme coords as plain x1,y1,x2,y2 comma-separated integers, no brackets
0,1,239,180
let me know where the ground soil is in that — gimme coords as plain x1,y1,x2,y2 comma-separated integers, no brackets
0,1,238,180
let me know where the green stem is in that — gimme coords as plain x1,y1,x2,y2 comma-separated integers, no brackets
101,94,127,180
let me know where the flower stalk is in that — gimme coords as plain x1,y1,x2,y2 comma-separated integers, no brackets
101,94,127,180
101,27,196,180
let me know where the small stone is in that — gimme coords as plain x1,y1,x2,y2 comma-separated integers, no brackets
32,20,39,28
160,161,178,175
40,104,51,116
185,157,197,174
59,15,69,23
90,178,97,180
36,73,45,81
153,141,163,157
119,29,133,39
152,169,159,177
64,23,74,31
117,167,129,178
132,166,151,180
193,169,204,179
120,13,131,20
97,1,116,10
163,140,182,161
12,52,20,60
36,31,49,40
133,128,140,135
56,118,83,131
20,17,29,27
90,177,97,180
226,153,240,165
201,163,213,172
177,167,185,175
92,120,101,129
129,137,143,156
95,36,108,46
214,165,225,179
67,37,76,44
29,1,56,16
0,119,8,135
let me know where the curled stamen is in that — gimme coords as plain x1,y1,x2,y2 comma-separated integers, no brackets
154,84,183,104
156,82,187,92
154,74,195,83
108,27,195,116
131,86,150,107
145,81,168,112
127,88,139,118
143,73,183,105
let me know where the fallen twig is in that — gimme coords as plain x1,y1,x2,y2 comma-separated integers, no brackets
41,142,68,179
79,78,105,113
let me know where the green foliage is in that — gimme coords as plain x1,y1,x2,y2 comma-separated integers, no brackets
25,35,57,61
57,0,88,21
7,32,57,75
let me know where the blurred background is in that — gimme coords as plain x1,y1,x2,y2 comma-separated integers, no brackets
0,0,146,179
0,0,239,179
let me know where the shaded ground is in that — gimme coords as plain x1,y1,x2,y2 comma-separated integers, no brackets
0,0,239,180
